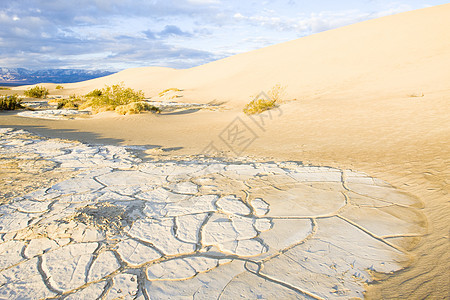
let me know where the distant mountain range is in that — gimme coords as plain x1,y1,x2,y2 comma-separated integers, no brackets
0,67,115,85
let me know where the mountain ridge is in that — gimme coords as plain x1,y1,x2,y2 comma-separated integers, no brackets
0,67,114,85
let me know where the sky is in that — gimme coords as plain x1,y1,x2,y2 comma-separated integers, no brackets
0,0,447,71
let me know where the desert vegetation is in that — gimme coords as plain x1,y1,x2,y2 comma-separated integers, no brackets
408,92,424,97
55,85,64,90
24,86,49,98
56,98,79,110
80,82,144,112
115,101,160,115
49,94,82,109
243,84,286,115
0,95,23,110
158,88,182,97
79,82,158,115
85,89,102,97
267,84,287,103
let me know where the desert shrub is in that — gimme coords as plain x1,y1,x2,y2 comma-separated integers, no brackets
55,85,64,90
80,83,145,113
268,84,286,103
115,101,160,115
57,99,79,109
159,88,181,97
85,89,102,97
0,95,23,110
243,97,277,115
0,87,10,90
243,84,286,115
24,86,49,98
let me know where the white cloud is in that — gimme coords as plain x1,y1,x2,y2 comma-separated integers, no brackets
0,0,445,70
233,13,244,20
187,0,220,4
232,4,417,36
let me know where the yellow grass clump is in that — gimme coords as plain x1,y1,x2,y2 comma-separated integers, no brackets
24,86,49,98
158,88,182,97
243,98,276,115
243,84,286,115
80,82,146,114
115,101,160,115
56,99,79,109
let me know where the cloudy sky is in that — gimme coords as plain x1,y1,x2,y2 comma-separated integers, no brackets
0,0,447,71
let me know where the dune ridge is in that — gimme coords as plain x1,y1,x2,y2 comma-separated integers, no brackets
42,3,450,109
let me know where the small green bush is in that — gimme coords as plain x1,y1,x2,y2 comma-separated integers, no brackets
81,83,145,113
24,86,49,98
0,95,23,110
55,85,64,90
57,99,79,110
85,89,102,97
115,101,160,115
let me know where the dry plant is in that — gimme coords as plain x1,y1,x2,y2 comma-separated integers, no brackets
268,84,287,103
56,99,79,109
70,202,129,235
243,84,286,115
80,82,147,113
159,88,182,97
24,86,49,98
115,101,160,115
0,95,23,110
408,92,424,97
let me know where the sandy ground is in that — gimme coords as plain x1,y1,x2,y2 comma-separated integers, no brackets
2,3,449,299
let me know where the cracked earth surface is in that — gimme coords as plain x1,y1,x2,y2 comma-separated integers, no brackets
0,128,427,299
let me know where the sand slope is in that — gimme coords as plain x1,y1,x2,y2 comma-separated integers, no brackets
52,4,450,108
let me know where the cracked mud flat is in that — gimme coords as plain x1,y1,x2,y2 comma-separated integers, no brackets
14,99,213,121
17,110,91,120
0,128,427,299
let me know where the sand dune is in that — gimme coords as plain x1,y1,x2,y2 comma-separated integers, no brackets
49,3,450,108
4,4,450,299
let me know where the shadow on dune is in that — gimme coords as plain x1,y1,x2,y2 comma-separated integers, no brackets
0,124,161,149
162,108,201,116
162,146,184,152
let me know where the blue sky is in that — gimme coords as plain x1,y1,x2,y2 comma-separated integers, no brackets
0,0,447,71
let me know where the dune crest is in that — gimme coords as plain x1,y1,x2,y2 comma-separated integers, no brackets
51,4,450,108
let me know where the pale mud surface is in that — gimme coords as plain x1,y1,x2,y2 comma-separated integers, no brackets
12,97,216,121
17,110,91,120
0,128,427,299
0,131,79,204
